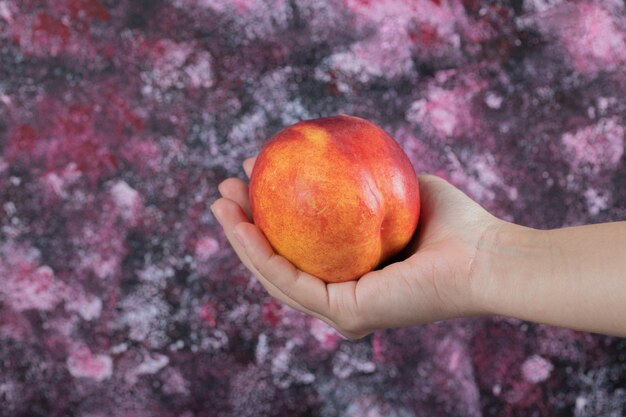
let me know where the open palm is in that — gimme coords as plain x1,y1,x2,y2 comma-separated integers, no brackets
212,157,502,339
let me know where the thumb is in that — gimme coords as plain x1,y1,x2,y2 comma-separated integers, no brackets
356,258,445,329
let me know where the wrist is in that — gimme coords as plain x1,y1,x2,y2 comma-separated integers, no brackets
469,220,549,317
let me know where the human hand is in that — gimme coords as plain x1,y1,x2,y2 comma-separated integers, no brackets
211,157,503,339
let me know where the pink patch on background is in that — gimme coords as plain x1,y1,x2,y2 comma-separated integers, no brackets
67,345,113,381
562,117,625,174
310,318,342,351
195,236,219,261
0,244,64,312
559,3,626,74
406,83,483,139
199,302,218,327
262,299,283,327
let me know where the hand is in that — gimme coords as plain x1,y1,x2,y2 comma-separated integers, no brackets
211,157,503,339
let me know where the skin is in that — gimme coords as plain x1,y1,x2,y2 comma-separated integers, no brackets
212,157,626,339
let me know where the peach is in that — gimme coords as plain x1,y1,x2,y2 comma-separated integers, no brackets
249,115,420,283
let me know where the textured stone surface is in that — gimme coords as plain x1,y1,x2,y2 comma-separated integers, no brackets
0,1,625,416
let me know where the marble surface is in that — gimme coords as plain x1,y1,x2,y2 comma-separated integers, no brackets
0,0,625,416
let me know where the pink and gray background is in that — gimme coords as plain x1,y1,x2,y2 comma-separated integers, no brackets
1,0,625,416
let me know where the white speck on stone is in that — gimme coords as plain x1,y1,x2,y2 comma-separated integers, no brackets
485,91,503,109
111,181,139,208
228,109,268,145
153,40,193,89
0,382,15,403
596,97,615,115
575,396,588,411
3,201,16,216
126,352,170,384
137,264,175,284
226,304,250,322
271,346,292,384
43,172,66,197
120,295,169,347
184,50,214,88
51,163,82,193
584,188,610,216
255,333,269,364
270,340,315,388
143,39,215,94
450,152,517,204
522,355,554,383
199,329,229,351
322,51,382,84
406,99,428,124
111,181,142,223
65,294,103,321
345,395,416,417
110,343,128,354
332,350,376,379
587,106,596,119
169,340,185,351
279,98,312,126
523,0,564,13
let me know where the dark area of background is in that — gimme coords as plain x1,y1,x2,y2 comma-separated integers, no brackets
0,0,625,416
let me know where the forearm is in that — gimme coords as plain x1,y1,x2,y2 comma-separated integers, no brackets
474,221,626,337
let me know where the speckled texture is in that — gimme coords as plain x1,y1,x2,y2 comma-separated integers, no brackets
0,1,625,416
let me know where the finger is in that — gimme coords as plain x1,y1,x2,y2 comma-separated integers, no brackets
243,157,257,179
232,222,331,315
218,178,251,219
211,198,335,323
355,265,408,328
212,198,293,299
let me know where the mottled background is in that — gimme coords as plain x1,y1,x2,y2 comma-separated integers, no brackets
1,0,625,416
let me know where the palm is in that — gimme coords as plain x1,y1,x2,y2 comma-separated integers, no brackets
212,159,498,339
352,175,497,332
